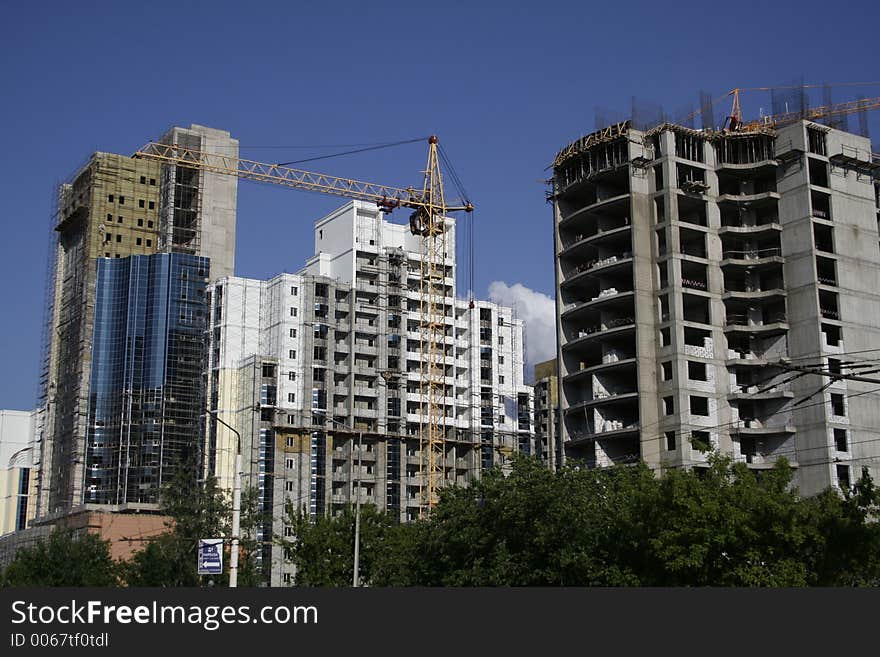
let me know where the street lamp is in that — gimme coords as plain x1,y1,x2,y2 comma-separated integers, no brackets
206,410,241,588
313,410,363,587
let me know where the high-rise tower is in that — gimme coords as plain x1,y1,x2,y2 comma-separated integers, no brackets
37,125,237,516
552,118,880,495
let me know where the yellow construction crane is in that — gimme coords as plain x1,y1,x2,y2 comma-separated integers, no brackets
134,136,473,512
679,83,880,132
722,86,880,132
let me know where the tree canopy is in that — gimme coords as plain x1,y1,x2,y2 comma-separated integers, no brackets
123,463,263,587
2,529,119,587
283,455,880,587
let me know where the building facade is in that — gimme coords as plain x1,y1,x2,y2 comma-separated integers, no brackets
37,125,236,516
552,119,880,495
207,201,534,585
84,253,210,506
533,359,561,471
0,410,36,536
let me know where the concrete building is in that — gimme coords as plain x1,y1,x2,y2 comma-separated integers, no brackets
37,125,236,517
552,118,880,495
533,359,561,471
207,200,534,585
0,410,36,536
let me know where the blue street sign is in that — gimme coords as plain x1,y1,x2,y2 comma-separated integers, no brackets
198,538,224,576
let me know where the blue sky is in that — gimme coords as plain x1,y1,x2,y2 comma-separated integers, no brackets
1,0,878,409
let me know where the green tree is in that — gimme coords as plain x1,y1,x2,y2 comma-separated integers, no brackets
805,468,880,586
641,455,812,586
124,462,264,587
281,501,398,586
368,456,652,586
371,454,880,587
2,529,120,587
279,453,880,587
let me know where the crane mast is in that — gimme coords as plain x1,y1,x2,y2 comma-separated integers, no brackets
134,137,471,513
412,137,448,509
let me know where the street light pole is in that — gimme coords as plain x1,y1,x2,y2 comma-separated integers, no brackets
207,411,241,588
353,428,362,588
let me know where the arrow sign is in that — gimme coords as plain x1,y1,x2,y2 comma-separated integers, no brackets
198,538,224,576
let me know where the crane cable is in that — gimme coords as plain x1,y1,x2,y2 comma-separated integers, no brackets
437,144,475,305
275,136,429,166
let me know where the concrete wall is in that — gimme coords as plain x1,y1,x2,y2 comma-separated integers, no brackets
0,509,170,567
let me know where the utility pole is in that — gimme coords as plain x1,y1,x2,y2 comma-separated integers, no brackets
207,411,241,588
353,427,362,588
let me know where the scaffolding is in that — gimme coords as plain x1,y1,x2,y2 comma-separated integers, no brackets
37,151,188,515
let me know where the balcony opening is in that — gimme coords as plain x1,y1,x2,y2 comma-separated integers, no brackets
807,127,827,156
661,361,673,381
836,464,851,490
682,293,711,325
717,174,742,197
660,327,671,347
760,303,787,325
654,197,665,223
675,133,705,162
811,190,831,220
716,133,774,165
816,255,837,287
813,223,834,253
721,233,781,261
819,289,840,321
690,396,710,417
665,431,676,451
658,262,669,289
658,294,669,322
654,166,664,191
656,229,667,257
677,164,708,194
687,361,707,381
677,195,708,227
663,396,674,415
830,393,845,417
834,428,848,452
650,134,662,157
822,322,841,346
680,260,708,291
679,228,706,259
683,326,712,357
808,157,829,188
690,430,711,452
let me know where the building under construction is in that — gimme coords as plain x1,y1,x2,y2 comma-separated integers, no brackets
36,125,237,517
207,200,535,585
533,359,561,471
551,89,880,495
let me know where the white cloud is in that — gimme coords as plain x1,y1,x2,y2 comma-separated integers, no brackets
488,281,556,381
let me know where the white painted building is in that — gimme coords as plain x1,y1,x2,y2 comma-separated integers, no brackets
0,410,36,536
206,201,534,585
